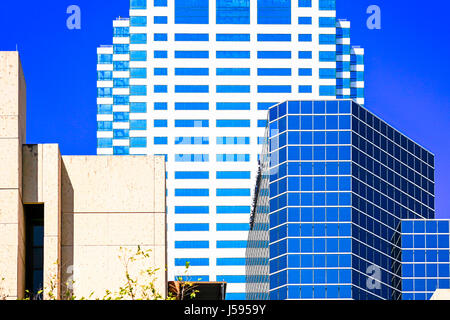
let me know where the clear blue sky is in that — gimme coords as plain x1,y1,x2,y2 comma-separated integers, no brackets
0,1,449,218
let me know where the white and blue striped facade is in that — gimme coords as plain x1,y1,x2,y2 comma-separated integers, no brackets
96,0,364,299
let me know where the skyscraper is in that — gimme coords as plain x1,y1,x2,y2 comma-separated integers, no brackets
246,100,448,300
398,220,450,300
96,0,364,299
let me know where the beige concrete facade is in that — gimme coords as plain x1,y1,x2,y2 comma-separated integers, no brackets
60,155,167,299
0,51,27,300
430,289,450,300
0,52,167,300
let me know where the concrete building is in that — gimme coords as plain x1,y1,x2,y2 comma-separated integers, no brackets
430,289,450,300
0,51,167,300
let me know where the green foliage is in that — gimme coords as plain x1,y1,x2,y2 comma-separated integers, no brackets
102,246,164,300
1,246,176,301
167,261,199,300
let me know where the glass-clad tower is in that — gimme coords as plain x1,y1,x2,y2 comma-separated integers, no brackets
246,100,447,300
96,0,365,299
398,220,450,300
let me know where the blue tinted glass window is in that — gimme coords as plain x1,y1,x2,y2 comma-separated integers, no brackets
130,51,147,61
319,17,336,27
216,119,250,127
130,85,147,95
130,120,147,130
319,85,336,96
114,27,129,37
113,112,129,122
258,0,291,25
298,68,312,76
97,88,112,98
113,44,130,54
175,68,209,76
258,68,291,76
216,33,250,41
173,152,202,163
130,68,147,78
258,51,291,59
113,61,129,71
175,258,209,266
130,16,147,26
97,138,113,148
217,171,250,179
217,85,250,93
259,85,291,93
154,68,168,76
154,0,167,6
153,85,167,93
259,102,277,110
258,34,291,41
319,34,336,44
319,0,336,10
97,54,112,64
217,0,250,24
175,171,209,179
175,85,209,93
298,17,312,24
319,51,336,62
130,34,147,44
131,0,147,9
153,102,167,110
175,0,209,24
319,68,336,79
216,68,250,76
175,188,209,197
175,102,209,110
97,71,113,80
216,102,250,110
175,241,209,249
298,0,311,7
299,85,312,93
217,206,250,214
298,34,312,42
175,223,209,231
130,102,147,113
113,146,129,155
175,51,209,59
154,33,168,41
154,119,168,127
299,51,312,59
175,119,209,127
175,33,209,41
97,104,112,114
216,51,250,59
113,95,129,105
154,16,168,24
113,129,129,139
131,137,148,147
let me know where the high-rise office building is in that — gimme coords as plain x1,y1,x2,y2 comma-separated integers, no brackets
398,220,450,300
96,0,364,299
246,99,449,300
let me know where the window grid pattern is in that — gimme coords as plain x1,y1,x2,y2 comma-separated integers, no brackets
97,1,366,300
400,220,450,300
246,100,439,300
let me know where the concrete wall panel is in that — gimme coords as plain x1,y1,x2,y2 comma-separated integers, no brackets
61,156,157,214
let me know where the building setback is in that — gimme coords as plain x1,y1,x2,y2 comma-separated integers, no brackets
96,0,364,299
246,100,449,300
